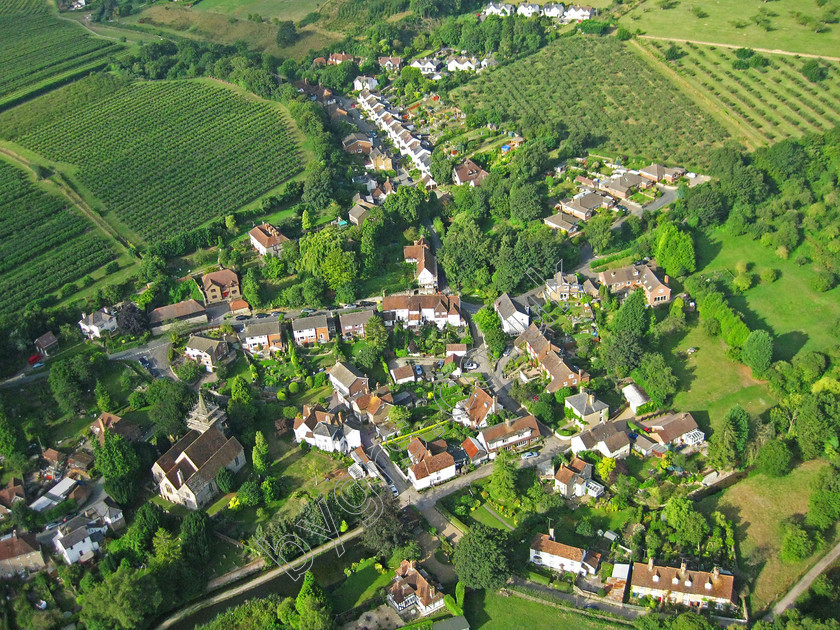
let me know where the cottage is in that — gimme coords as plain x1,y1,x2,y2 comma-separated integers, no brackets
559,191,614,221
349,446,379,479
494,293,530,335
391,365,417,385
293,404,362,454
184,335,229,372
461,436,488,465
379,56,403,70
565,391,609,426
544,271,583,302
149,300,207,332
402,238,438,290
622,383,651,415
329,361,370,406
640,163,686,184
406,439,457,490
543,212,581,236
453,387,498,430
240,320,282,355
517,2,542,17
565,5,594,20
640,412,705,448
484,2,515,16
329,52,354,65
387,560,445,616
477,415,540,458
338,310,375,339
342,132,372,154
598,264,671,306
353,76,379,92
90,412,142,447
152,425,245,509
54,515,108,564
34,331,58,356
85,497,125,531
366,148,393,172
452,159,489,187
202,269,240,304
292,314,334,345
543,3,566,18
571,421,631,459
530,530,599,576
249,223,289,257
410,58,441,75
381,294,465,329
600,172,648,200
78,307,117,339
516,324,589,393
0,532,45,578
447,57,478,72
554,456,604,498
630,559,735,610
348,204,370,226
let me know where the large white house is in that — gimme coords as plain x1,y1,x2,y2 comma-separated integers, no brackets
293,405,362,454
517,2,542,16
494,293,529,335
565,4,593,20
53,515,108,564
381,294,465,329
484,2,514,16
530,530,600,576
248,223,289,257
453,387,498,429
78,308,117,339
406,438,457,490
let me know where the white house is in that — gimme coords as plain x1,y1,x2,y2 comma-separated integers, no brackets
447,57,477,72
530,530,599,576
477,415,540,458
494,293,529,335
554,456,604,499
353,76,379,92
410,58,441,75
78,308,117,339
248,223,289,257
184,335,229,372
293,405,362,454
391,365,417,385
622,383,651,415
565,4,593,20
381,294,465,329
484,2,514,16
517,2,542,17
571,421,631,459
452,387,498,430
242,320,284,355
53,515,108,564
543,3,565,18
407,439,457,490
329,361,370,405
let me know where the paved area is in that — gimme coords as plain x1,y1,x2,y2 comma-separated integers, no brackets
340,604,403,630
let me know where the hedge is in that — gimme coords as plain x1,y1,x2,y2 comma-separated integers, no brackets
435,502,470,533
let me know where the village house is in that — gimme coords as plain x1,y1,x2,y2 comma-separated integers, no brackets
543,212,581,236
565,391,609,426
598,264,671,306
387,560,446,617
242,320,284,355
410,57,441,75
90,412,142,447
571,421,631,459
447,56,478,72
41,448,66,479
249,223,289,257
353,76,378,92
484,2,515,16
477,414,540,458
516,324,589,393
348,203,371,226
328,52,354,65
622,383,651,415
0,479,26,520
53,514,108,565
149,299,207,333
606,564,631,603
565,5,594,20
293,404,362,454
554,456,604,498
402,237,438,289
292,314,334,345
329,361,370,406
446,343,468,358
494,293,530,335
381,294,465,329
640,412,705,448
378,56,403,71
0,532,46,578
517,2,542,16
152,425,245,509
543,2,566,18
461,436,489,465
366,148,393,171
34,331,59,356
599,172,649,200
544,271,584,302
85,497,125,532
338,310,375,339
640,163,687,184
391,364,416,385
184,335,229,372
342,132,372,154
202,269,240,304
529,530,600,576
453,387,498,429
68,450,94,477
630,559,735,610
407,439,457,490
559,191,615,221
78,307,117,339
452,159,489,187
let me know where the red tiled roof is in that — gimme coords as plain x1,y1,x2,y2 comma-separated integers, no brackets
530,533,585,562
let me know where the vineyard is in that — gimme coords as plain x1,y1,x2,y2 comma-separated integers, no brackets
643,40,840,146
453,37,730,168
1,79,305,243
0,160,115,315
0,0,120,102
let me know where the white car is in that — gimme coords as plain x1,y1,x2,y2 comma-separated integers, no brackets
464,361,478,370
389,484,399,497
520,451,539,460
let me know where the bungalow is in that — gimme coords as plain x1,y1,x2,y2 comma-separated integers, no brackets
292,314,334,345
598,264,671,306
391,364,417,385
517,2,542,17
494,293,529,335
90,412,142,447
184,335,229,372
630,559,735,610
640,412,705,448
565,391,609,426
403,237,438,289
149,299,207,333
543,212,581,236
328,52,354,65
461,436,488,465
559,192,614,221
53,514,108,564
381,294,465,330
477,414,540,458
34,331,59,356
353,76,378,92
201,269,240,304
366,148,393,171
342,132,372,154
453,387,498,430
554,456,604,498
530,530,600,576
622,383,651,415
338,310,375,339
242,320,284,355
379,56,403,71
452,159,489,187
349,204,370,226
293,405,362,454
0,532,46,578
571,421,631,459
640,163,686,184
407,439,457,490
249,223,289,257
387,560,445,617
78,307,117,339
446,343,468,358
600,172,648,200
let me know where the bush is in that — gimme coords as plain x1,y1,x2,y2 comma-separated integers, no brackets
305,375,314,388
733,273,753,292
756,440,793,477
105,261,120,274
288,381,300,394
616,27,632,40
802,59,828,82
734,260,749,274
237,480,262,507
175,360,203,383
702,317,721,337
216,467,235,493
276,390,286,401
760,268,778,283
811,271,836,293
780,522,816,563
128,390,146,410
732,59,750,70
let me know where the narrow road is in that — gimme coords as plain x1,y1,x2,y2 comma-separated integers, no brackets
638,35,840,63
771,539,840,617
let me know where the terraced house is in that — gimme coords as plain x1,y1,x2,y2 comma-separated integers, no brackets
381,294,465,329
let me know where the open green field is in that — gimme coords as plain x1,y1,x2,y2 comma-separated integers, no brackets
454,36,729,169
0,158,116,315
622,0,840,58
0,0,120,104
697,460,832,615
0,75,304,244
641,39,840,146
194,0,323,21
465,590,625,630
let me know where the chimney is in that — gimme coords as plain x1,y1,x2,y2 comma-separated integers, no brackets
176,470,184,487
680,560,687,574
549,527,555,541
505,415,512,428
648,556,654,571
713,566,720,580
664,275,670,285
684,575,693,588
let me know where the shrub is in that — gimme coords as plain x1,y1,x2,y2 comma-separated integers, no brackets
776,245,789,259
288,381,300,394
276,390,286,401
128,390,146,410
237,480,262,507
811,271,836,292
733,273,753,292
734,260,749,274
216,467,235,493
616,27,632,40
756,440,793,477
802,59,828,82
732,59,750,71
305,375,314,388
702,318,721,337
760,268,778,283
780,522,816,563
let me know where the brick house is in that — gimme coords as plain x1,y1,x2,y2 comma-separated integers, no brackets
242,320,284,355
338,310,375,339
90,412,142,446
598,264,671,306
149,300,208,333
554,456,603,498
292,314,334,345
201,269,240,304
0,532,46,578
406,439,457,490
342,132,372,154
477,415,540,459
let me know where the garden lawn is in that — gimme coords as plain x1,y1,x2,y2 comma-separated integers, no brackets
464,590,624,630
695,230,840,360
330,557,393,613
696,459,833,615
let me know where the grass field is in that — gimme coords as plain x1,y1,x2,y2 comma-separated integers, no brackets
0,158,116,315
194,0,324,21
454,36,729,169
330,556,394,613
0,75,305,244
641,39,840,146
697,460,832,614
465,590,625,630
0,0,121,103
622,0,840,58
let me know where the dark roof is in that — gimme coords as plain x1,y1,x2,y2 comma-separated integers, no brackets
339,310,375,329
35,331,58,348
243,320,282,338
0,533,40,560
293,314,329,330
494,293,527,321
150,300,206,324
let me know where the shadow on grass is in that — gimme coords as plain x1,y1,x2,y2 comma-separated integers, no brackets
464,589,490,629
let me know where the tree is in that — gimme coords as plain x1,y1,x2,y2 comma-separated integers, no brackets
80,565,163,630
252,431,270,474
708,405,750,470
488,449,516,503
216,467,235,494
742,330,773,376
596,457,616,482
636,353,677,406
295,572,333,630
576,517,595,537
807,465,840,530
453,524,511,591
509,182,543,223
756,440,793,477
301,208,313,231
780,522,815,563
116,302,149,336
663,496,709,550
430,147,453,184
361,492,406,556
276,20,297,46
364,316,389,354
802,59,828,82
175,360,202,384
656,223,695,277
0,409,22,461
601,327,643,377
237,480,262,507
49,359,84,415
180,510,211,564
94,432,141,504
586,212,614,253
146,379,191,438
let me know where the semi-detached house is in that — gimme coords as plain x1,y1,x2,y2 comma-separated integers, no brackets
381,294,465,329
477,415,540,458
292,314,334,345
242,320,284,355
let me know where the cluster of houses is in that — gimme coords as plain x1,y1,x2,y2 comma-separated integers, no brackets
345,173,399,227
357,89,437,188
484,2,595,21
409,55,493,78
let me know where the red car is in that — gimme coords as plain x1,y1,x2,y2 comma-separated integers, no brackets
29,354,43,366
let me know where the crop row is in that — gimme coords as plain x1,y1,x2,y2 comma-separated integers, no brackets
0,0,48,15
16,80,303,242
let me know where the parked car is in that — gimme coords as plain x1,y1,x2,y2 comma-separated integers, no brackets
271,311,281,317
359,301,374,307
325,305,339,311
300,309,313,315
235,315,248,321
256,312,269,319
413,365,424,376
503,346,512,357
521,451,539,460
344,303,358,309
28,354,43,366
32,362,44,369
464,361,478,370
389,484,399,497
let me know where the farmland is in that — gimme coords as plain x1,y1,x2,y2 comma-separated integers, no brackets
0,0,121,105
453,36,730,169
0,76,305,244
641,40,840,146
621,0,840,58
0,159,115,315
